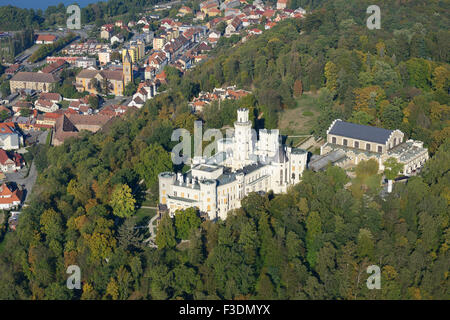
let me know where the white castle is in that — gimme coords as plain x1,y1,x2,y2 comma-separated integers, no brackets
158,108,308,220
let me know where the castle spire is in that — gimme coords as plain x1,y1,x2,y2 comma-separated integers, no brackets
123,49,133,86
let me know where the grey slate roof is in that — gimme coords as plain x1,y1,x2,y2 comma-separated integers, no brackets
308,149,346,172
329,120,393,144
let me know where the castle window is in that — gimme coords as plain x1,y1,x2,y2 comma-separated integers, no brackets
343,139,348,146
394,138,397,146
292,173,295,180
366,143,371,151
332,137,336,144
378,146,382,153
354,141,359,148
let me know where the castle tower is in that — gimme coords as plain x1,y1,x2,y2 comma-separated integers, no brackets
232,108,254,170
123,49,133,86
158,172,176,207
199,179,217,220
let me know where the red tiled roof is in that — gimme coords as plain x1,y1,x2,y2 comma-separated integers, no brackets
40,92,61,101
0,123,15,134
36,34,57,42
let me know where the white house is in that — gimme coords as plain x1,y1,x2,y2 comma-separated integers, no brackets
0,149,23,173
35,99,59,113
0,183,22,210
111,34,125,45
0,123,22,150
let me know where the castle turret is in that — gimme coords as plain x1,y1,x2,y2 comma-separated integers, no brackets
158,172,176,206
199,179,217,220
233,108,254,169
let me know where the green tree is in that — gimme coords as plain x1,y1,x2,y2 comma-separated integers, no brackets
174,207,201,240
305,211,322,268
136,144,173,193
110,184,136,218
384,157,403,193
155,212,177,249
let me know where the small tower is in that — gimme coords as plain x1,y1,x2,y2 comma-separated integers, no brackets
123,49,133,86
232,108,254,170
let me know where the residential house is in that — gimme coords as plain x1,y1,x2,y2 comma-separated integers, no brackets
101,25,114,40
248,28,263,35
98,51,111,65
178,6,193,16
195,11,206,21
265,21,277,29
11,115,37,132
276,0,288,10
35,112,61,129
145,51,168,71
40,60,66,74
0,123,22,150
0,183,23,210
111,34,125,45
35,34,57,44
5,64,22,76
35,98,59,113
39,92,62,103
128,80,160,108
225,16,242,36
0,149,23,173
220,0,240,10
99,104,130,117
208,31,221,44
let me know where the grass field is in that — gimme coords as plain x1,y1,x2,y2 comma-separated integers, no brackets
135,207,156,227
279,93,320,139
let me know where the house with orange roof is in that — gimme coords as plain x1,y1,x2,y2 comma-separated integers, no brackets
36,112,61,128
0,183,23,210
208,8,222,17
265,21,277,29
35,98,59,113
0,123,22,150
178,6,193,16
0,149,23,173
35,34,57,44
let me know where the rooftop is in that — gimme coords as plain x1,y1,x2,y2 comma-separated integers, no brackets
328,120,394,145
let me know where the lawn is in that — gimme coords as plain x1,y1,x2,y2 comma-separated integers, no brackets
135,207,156,227
141,198,157,207
278,92,321,138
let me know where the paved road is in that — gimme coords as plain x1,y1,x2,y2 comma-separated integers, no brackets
143,214,158,248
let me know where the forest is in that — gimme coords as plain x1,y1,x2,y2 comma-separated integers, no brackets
0,0,448,300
